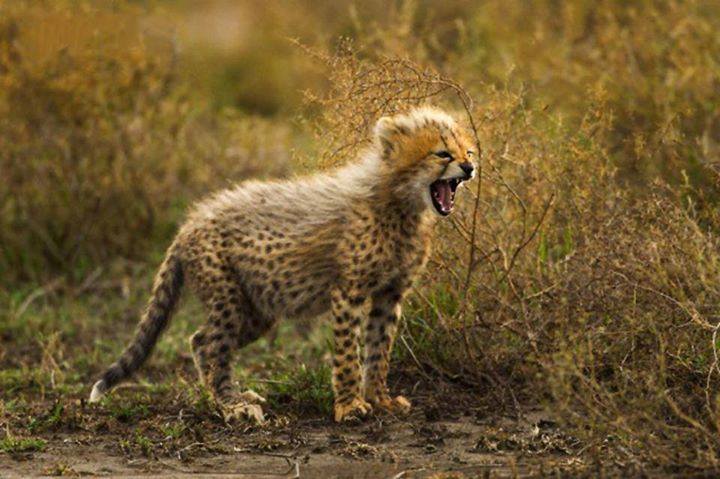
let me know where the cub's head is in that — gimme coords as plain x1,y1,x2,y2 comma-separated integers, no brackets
374,107,477,217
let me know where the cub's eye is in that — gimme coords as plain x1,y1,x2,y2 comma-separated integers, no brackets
434,151,453,160
466,150,475,157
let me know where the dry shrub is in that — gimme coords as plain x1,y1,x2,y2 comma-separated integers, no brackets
0,9,292,284
545,192,720,467
304,43,720,468
453,0,720,188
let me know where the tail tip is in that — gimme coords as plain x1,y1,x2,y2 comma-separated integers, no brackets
89,380,107,403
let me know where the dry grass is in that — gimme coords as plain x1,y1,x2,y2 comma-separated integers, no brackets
2,0,720,472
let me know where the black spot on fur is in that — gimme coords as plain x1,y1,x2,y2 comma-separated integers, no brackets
349,296,365,306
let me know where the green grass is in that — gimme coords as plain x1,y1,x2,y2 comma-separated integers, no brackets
118,432,157,457
160,422,187,440
0,262,336,423
107,402,151,423
0,437,47,454
27,402,64,433
266,363,334,416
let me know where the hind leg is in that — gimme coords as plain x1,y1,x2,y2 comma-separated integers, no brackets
190,289,273,424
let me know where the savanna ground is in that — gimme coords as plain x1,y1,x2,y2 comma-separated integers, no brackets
2,1,720,477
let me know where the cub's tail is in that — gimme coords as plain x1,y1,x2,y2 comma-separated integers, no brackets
89,246,184,403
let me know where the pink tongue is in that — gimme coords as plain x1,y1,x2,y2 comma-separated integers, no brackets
436,181,452,211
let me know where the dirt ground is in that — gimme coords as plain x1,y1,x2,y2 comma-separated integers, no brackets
0,387,588,478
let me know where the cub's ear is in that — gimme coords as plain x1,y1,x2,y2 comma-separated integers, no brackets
374,116,395,151
374,116,407,156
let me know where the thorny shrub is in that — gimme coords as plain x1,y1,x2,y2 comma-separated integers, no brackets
304,42,720,468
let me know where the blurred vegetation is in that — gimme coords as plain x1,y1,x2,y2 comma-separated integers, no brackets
0,1,295,283
2,0,720,471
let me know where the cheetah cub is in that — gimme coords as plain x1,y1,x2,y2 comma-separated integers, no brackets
89,107,477,423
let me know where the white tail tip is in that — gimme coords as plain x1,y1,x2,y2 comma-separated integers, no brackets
89,380,106,403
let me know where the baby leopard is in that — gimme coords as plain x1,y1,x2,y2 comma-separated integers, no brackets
89,107,477,423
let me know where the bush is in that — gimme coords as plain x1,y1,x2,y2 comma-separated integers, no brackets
0,11,292,284
453,0,720,189
303,37,720,467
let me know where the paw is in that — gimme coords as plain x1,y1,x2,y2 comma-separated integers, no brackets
222,402,265,425
236,389,266,405
334,397,373,423
370,395,412,415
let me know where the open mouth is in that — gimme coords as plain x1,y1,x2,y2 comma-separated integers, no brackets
429,178,463,216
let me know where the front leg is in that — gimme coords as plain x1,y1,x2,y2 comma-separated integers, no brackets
363,284,411,415
331,287,372,422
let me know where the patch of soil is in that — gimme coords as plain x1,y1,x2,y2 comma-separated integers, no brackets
0,386,587,478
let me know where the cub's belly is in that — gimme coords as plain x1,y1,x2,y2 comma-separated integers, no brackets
243,269,335,319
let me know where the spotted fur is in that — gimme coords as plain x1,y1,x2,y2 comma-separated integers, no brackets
89,106,477,423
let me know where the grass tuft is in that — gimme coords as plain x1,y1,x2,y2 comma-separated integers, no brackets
0,436,47,454
267,363,334,416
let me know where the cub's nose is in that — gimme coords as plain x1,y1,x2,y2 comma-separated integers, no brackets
460,162,475,179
